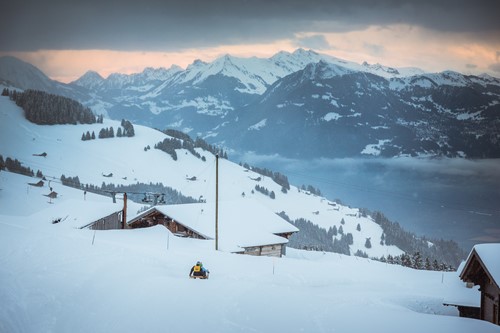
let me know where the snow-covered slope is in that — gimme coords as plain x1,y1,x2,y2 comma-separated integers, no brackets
1,94,498,332
0,171,496,333
0,56,63,92
0,93,401,258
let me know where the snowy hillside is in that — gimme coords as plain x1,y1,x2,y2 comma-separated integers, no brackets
0,93,405,258
1,172,497,332
2,92,499,332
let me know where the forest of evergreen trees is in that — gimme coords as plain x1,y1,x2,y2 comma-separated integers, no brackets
5,89,100,125
371,210,466,268
99,182,200,205
277,210,461,271
240,163,291,192
254,185,275,199
299,184,322,196
82,120,135,141
58,172,201,206
0,155,42,178
155,129,227,161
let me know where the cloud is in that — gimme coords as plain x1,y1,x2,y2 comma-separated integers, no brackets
294,35,331,50
1,0,499,52
363,43,385,56
489,63,500,73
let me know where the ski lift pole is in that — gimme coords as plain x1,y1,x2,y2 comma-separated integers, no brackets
215,154,219,251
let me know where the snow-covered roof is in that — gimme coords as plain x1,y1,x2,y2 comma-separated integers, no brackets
443,261,480,308
30,199,123,229
128,199,298,252
460,243,500,289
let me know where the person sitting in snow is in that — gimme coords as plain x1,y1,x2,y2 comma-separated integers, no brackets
189,261,209,279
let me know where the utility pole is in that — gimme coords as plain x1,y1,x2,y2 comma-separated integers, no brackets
215,154,219,251
122,192,127,229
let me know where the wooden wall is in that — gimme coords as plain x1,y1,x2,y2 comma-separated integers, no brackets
243,244,283,257
128,211,207,239
86,211,123,230
482,282,500,325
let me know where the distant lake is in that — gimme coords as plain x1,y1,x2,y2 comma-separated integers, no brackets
235,154,500,252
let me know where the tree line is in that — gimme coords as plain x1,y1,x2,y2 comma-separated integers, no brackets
155,129,227,161
371,211,466,268
276,210,461,270
81,119,135,141
4,88,100,125
254,185,276,199
240,163,291,193
0,155,43,178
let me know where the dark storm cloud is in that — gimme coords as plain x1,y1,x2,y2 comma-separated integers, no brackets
1,0,499,51
294,35,331,50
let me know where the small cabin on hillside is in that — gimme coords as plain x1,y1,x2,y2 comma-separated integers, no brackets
127,200,298,257
459,243,500,326
128,206,209,239
80,210,124,230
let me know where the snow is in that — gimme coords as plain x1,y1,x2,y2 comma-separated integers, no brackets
0,176,496,332
248,118,267,131
132,200,299,252
361,140,391,156
470,243,500,286
323,112,342,121
443,262,481,308
1,95,499,332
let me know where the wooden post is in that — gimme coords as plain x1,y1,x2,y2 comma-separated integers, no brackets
122,192,127,229
215,154,219,251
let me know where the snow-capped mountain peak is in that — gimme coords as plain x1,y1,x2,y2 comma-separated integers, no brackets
71,70,105,90
0,56,56,91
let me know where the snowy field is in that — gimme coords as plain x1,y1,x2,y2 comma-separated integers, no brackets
0,172,499,333
1,93,499,332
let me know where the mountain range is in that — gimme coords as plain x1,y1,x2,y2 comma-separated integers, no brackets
1,49,499,159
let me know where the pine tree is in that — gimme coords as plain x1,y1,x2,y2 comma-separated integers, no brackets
412,252,423,269
91,131,95,140
338,225,344,235
356,223,361,231
345,233,353,245
387,254,394,264
81,133,86,141
331,225,338,236
424,258,432,270
117,127,122,137
365,237,372,249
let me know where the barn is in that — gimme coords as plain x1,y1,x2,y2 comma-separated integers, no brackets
30,199,125,230
127,199,298,257
459,243,500,326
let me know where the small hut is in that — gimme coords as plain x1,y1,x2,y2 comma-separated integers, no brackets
459,243,500,325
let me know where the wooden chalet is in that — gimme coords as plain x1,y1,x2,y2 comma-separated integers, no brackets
459,243,500,326
127,200,299,257
80,210,124,230
128,206,210,240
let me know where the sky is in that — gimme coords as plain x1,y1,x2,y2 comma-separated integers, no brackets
1,0,499,82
